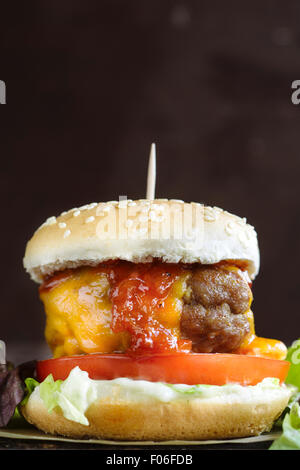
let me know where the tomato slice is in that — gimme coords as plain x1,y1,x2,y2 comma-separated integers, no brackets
36,353,290,386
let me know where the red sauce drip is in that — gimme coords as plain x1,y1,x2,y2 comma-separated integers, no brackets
107,263,191,355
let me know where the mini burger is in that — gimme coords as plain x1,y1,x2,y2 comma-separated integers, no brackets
21,199,291,440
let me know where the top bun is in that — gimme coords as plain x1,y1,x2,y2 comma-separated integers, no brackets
23,199,260,283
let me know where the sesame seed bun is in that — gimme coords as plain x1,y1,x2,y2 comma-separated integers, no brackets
21,381,290,441
23,199,260,283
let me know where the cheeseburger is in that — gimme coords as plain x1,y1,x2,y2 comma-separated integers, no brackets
21,199,291,440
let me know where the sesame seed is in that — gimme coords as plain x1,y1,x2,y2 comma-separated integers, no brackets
73,210,81,217
225,221,235,235
44,216,56,226
63,229,71,238
204,214,216,222
85,216,95,223
58,222,67,229
87,202,98,209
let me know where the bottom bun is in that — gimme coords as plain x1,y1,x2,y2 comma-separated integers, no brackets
22,383,291,441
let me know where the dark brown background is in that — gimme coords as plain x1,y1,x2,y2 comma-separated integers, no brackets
0,1,299,362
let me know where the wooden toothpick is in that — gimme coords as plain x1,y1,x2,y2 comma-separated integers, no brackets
146,143,156,200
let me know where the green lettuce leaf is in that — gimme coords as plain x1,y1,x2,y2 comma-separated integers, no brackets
269,339,300,449
21,377,39,406
39,374,63,413
285,339,300,390
270,402,300,450
33,368,97,426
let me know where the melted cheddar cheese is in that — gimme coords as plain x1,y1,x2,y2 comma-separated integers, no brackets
41,270,126,357
235,310,287,360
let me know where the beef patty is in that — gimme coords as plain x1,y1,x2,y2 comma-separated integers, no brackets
181,265,252,353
